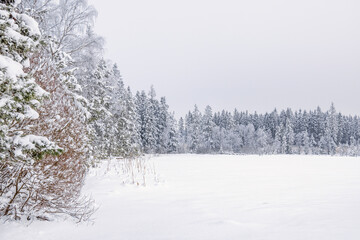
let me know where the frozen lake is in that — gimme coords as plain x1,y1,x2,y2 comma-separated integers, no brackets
1,154,360,240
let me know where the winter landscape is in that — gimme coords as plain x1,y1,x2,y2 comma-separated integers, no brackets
1,0,360,239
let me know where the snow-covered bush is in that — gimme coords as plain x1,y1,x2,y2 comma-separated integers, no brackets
24,40,94,221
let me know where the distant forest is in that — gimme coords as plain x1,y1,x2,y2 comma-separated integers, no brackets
136,96,360,156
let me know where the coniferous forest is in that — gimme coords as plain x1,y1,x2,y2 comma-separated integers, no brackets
1,0,360,222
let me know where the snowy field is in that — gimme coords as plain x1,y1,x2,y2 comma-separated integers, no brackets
1,154,360,240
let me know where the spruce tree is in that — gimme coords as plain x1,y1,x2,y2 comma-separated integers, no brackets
200,105,215,153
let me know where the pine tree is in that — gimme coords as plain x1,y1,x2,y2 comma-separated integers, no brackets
199,105,215,153
177,117,186,153
110,67,140,158
156,97,169,153
284,118,295,154
302,131,311,154
318,104,338,155
188,105,202,153
122,87,141,157
165,113,178,153
243,124,256,153
273,125,282,153
230,125,244,153
255,128,268,154
320,125,337,155
85,59,115,158
135,90,156,153
327,103,339,145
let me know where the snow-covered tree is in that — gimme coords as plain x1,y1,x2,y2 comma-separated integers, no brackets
199,105,215,153
165,113,178,153
156,96,169,153
82,59,114,158
119,86,141,157
177,117,186,153
135,90,156,153
255,128,269,154
188,105,202,153
327,103,339,145
0,2,63,220
111,69,141,158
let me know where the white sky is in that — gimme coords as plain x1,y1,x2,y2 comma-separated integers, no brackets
88,0,360,117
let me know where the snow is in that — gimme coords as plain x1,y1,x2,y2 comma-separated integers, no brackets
22,58,30,68
0,97,9,108
34,84,48,98
6,26,34,45
0,9,8,18
24,105,39,119
1,154,360,240
13,135,52,154
15,12,41,36
0,55,25,81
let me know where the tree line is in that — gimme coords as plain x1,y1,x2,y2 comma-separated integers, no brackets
132,98,360,156
176,103,360,156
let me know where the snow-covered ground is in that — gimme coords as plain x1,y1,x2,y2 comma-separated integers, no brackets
1,154,360,240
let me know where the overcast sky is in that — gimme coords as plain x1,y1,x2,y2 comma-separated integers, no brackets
88,0,360,117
